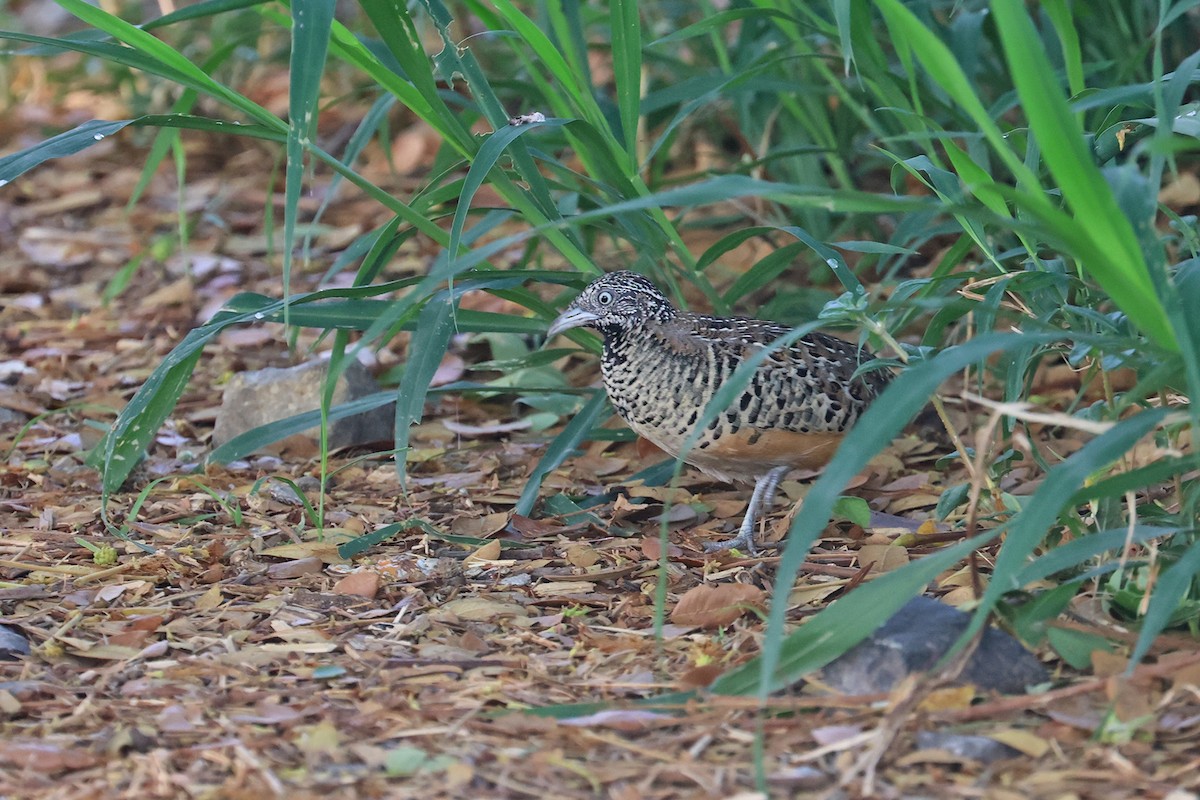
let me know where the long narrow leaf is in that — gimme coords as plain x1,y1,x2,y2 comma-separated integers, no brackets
394,296,458,486
991,0,1173,349
610,0,642,159
283,0,336,328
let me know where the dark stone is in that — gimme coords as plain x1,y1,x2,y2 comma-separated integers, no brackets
0,407,28,426
914,730,1022,763
0,624,31,660
820,596,1047,695
211,359,393,452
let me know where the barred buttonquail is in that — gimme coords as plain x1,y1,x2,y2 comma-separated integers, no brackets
547,271,890,553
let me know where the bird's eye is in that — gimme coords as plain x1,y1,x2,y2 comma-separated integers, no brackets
597,291,614,305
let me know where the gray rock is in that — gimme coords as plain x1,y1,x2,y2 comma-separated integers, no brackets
820,595,1047,695
0,624,30,660
212,359,394,452
0,407,28,426
914,730,1021,763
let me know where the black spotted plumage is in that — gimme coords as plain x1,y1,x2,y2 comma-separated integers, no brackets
547,270,890,552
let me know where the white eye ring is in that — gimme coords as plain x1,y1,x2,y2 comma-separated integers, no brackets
597,290,614,305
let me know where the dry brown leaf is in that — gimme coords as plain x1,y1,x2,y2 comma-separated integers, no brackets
266,556,325,578
260,541,348,564
1092,649,1128,677
463,540,502,564
442,418,534,438
451,511,510,538
788,581,846,607
332,570,380,599
558,709,672,731
670,584,765,629
441,597,528,621
62,642,142,661
532,580,596,597
1160,171,1200,208
677,662,723,689
886,493,942,513
0,741,102,774
572,454,630,477
390,122,438,173
640,536,682,561
917,684,976,711
565,543,599,568
858,543,910,575
260,642,338,654
986,729,1050,758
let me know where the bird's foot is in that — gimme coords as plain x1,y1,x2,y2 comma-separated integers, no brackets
703,532,757,555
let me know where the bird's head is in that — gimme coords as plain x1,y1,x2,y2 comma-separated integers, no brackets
546,271,677,338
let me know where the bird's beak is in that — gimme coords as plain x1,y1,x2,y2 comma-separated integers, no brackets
546,307,600,338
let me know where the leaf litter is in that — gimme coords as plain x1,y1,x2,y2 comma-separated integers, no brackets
1,105,1199,800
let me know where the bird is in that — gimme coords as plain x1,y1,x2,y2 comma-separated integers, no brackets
546,270,890,553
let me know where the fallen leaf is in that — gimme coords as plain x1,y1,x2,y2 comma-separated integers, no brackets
267,556,325,578
0,741,101,774
441,597,528,621
261,541,348,564
194,584,224,611
442,417,531,436
463,540,502,564
558,709,672,731
859,543,909,574
565,543,599,568
640,536,682,561
986,729,1049,757
333,570,380,599
671,584,765,629
678,662,723,689
532,580,596,597
917,685,976,711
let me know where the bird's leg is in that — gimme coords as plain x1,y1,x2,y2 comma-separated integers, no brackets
704,465,789,554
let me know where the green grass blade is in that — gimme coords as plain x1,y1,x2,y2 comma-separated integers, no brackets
447,118,570,270
0,119,134,184
143,0,270,30
1042,0,1085,100
393,295,458,486
51,0,281,129
283,0,336,327
610,0,642,159
356,0,474,151
991,0,1174,349
91,347,204,497
1016,526,1179,587
873,0,1043,196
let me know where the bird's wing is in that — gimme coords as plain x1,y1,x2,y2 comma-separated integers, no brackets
684,314,889,433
